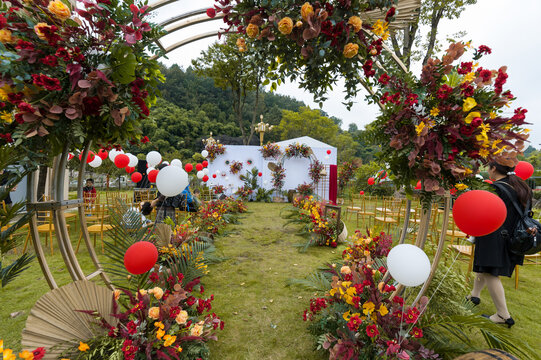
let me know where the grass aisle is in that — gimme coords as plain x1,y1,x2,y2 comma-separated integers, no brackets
206,202,339,360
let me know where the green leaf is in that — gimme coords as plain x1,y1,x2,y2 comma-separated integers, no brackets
64,18,80,27
110,46,137,85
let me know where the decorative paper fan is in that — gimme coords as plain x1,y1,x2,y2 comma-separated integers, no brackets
154,223,172,247
268,162,277,171
21,280,117,359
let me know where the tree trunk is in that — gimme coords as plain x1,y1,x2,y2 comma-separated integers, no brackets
422,7,444,65
247,81,261,145
36,165,48,202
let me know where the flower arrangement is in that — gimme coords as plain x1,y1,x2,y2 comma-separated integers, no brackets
259,142,282,159
229,160,243,175
309,160,325,184
205,142,226,161
235,185,253,200
303,231,440,359
370,42,529,198
284,142,311,159
213,185,225,195
211,0,397,106
61,272,224,360
271,164,285,190
0,0,164,153
296,183,313,197
338,161,358,190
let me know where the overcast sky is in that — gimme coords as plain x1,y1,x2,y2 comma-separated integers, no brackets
153,0,541,148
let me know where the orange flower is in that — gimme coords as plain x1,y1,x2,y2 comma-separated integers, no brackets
348,16,363,33
245,23,259,39
278,17,293,35
48,0,71,20
343,43,359,58
236,37,247,52
0,29,13,44
34,23,51,41
148,306,160,319
113,289,121,301
301,2,314,21
151,287,164,300
78,342,90,352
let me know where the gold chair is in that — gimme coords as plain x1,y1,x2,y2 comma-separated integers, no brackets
374,198,401,232
76,204,113,254
355,195,376,229
23,210,69,256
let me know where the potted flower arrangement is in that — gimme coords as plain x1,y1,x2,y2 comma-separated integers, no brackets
205,142,226,161
0,0,164,152
229,160,243,175
309,160,325,184
284,142,311,158
259,142,282,159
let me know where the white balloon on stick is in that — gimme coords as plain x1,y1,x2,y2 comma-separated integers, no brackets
88,156,102,168
109,149,124,162
171,159,182,167
203,168,209,175
201,150,209,158
156,166,189,197
146,151,162,167
386,244,431,287
197,170,204,179
127,154,138,167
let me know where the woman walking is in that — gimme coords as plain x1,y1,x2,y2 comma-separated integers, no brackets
467,159,532,328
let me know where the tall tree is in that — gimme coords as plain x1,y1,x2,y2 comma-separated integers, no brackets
192,35,265,145
390,0,477,69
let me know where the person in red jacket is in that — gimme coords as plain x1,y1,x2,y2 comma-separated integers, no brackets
82,178,97,208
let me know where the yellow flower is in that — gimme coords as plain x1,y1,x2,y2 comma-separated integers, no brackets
0,339,3,352
455,183,468,191
245,23,259,38
190,324,203,337
491,139,502,149
113,289,121,301
371,20,389,39
278,17,293,35
464,111,481,124
415,122,426,135
148,306,160,319
34,23,51,41
154,321,165,329
462,72,475,83
3,349,16,360
343,43,358,58
156,328,165,340
494,145,507,155
479,148,490,158
462,97,477,112
362,301,375,315
0,29,13,44
301,2,314,21
329,288,337,297
139,289,147,296
348,16,363,33
479,123,490,133
48,0,71,20
176,346,183,353
19,350,34,359
163,334,177,347
151,287,164,300
295,20,303,27
429,107,440,117
1,112,12,124
78,342,90,352
0,88,8,101
175,310,189,325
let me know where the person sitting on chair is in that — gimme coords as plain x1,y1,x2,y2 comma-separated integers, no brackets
82,178,97,209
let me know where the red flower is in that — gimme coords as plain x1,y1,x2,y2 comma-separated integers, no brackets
457,61,473,75
0,14,6,29
18,102,36,113
385,7,396,21
459,125,474,136
392,296,404,306
15,39,34,50
436,84,453,99
494,67,508,95
32,347,46,360
133,97,149,116
362,60,375,77
460,83,474,97
365,324,380,337
378,73,391,85
477,68,492,82
478,45,492,54
471,117,483,127
126,320,137,335
97,0,111,4
55,47,70,61
8,92,23,105
206,8,216,18
83,96,103,116
502,90,514,100
347,315,362,331
149,271,159,282
405,307,420,324
512,107,527,123
0,133,13,143
40,55,58,67
15,113,24,124
450,187,457,196
40,74,62,91
411,327,423,338
404,93,418,106
141,135,150,143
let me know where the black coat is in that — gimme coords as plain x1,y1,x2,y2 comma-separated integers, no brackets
473,177,526,277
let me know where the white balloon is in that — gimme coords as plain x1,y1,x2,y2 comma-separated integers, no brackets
200,182,205,186
127,154,138,168
197,170,204,179
387,244,431,287
162,161,169,166
171,159,182,167
146,167,155,175
201,150,209,158
263,180,268,185
156,166,189,197
203,168,209,175
146,151,162,167
475,174,484,180
89,156,102,168
108,149,124,162
215,170,220,175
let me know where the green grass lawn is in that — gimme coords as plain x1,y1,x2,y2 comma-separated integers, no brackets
1,200,540,358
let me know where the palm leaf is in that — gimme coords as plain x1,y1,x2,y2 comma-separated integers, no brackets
286,270,333,292
0,253,35,287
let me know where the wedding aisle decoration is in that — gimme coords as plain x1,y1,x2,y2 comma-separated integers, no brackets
259,142,282,159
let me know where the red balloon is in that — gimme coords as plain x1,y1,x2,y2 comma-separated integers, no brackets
79,151,95,163
185,163,193,172
131,172,142,183
258,172,263,177
360,190,365,195
515,161,534,180
452,190,507,236
327,149,331,155
124,241,158,275
484,179,493,184
196,163,203,171
125,166,135,174
202,175,209,182
367,177,375,185
97,149,108,160
202,160,208,168
114,154,130,168
148,169,159,183
415,180,422,190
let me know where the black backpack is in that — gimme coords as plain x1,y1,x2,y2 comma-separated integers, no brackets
494,182,541,256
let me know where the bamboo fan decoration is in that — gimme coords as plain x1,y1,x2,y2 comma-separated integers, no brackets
154,222,172,247
21,280,117,359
